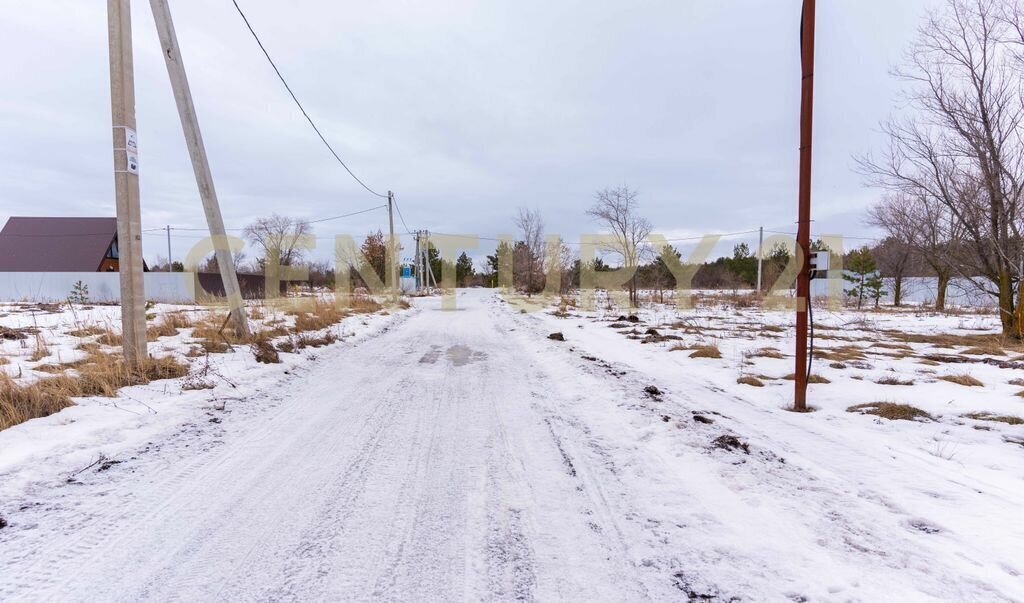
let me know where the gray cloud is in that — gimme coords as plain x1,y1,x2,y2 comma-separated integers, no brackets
0,0,939,265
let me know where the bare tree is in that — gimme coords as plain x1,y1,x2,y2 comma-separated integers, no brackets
587,186,652,307
242,214,312,270
870,236,914,307
859,0,1024,336
867,192,960,309
513,208,545,295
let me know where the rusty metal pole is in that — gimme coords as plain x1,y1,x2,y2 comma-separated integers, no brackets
794,0,816,411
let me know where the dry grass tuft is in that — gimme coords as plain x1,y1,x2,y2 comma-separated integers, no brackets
689,344,722,359
251,338,280,364
883,330,1021,353
813,345,866,362
146,313,193,341
737,375,765,387
1009,378,1024,387
871,342,914,352
961,344,1005,356
96,329,122,346
290,297,351,333
751,347,786,359
68,325,105,338
963,412,1023,425
1,353,188,431
29,336,50,362
782,373,831,384
876,375,915,386
938,373,984,387
294,332,338,349
847,402,932,421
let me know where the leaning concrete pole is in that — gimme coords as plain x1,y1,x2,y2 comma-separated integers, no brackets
150,0,250,338
107,0,148,368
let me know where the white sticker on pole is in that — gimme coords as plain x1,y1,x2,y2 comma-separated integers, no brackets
125,127,139,174
126,151,139,174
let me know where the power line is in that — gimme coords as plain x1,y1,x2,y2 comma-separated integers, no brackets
307,204,387,224
148,204,387,233
230,0,388,200
389,192,413,234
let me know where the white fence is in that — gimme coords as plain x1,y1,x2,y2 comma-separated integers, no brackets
0,272,200,304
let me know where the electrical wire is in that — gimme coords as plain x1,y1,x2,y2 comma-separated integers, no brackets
230,0,388,200
307,204,387,224
389,192,413,234
806,296,815,384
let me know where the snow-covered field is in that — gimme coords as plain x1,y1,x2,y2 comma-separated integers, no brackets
0,289,1022,601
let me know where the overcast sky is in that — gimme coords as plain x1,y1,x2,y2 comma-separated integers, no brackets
0,0,939,266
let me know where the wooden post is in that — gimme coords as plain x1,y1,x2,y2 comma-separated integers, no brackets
107,0,148,368
149,0,250,338
794,0,816,411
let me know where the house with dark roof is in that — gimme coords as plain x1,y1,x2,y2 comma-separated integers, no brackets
0,217,145,272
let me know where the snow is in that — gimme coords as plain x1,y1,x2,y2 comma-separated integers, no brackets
0,289,1022,601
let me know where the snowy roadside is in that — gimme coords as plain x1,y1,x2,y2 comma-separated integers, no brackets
0,298,416,506
500,291,1024,601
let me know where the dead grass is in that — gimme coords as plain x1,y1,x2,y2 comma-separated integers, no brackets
29,336,49,362
293,332,338,349
96,329,122,346
737,375,765,387
290,297,352,333
689,344,722,359
938,373,984,387
847,402,932,421
813,345,866,362
882,330,1022,353
750,347,786,359
1009,378,1024,387
871,342,914,352
963,412,1023,425
251,337,280,364
782,373,831,384
961,344,1006,356
1,352,188,431
146,312,193,341
876,375,916,386
68,325,105,338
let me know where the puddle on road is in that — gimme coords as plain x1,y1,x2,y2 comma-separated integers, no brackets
446,344,487,366
419,345,443,364
419,344,487,367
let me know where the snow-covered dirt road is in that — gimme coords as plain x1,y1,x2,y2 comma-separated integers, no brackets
0,291,664,601
1,290,1021,601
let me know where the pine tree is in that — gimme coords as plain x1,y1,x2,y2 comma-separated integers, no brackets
843,246,878,309
68,281,90,305
456,252,474,286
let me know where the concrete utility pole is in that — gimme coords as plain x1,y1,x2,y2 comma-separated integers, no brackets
107,0,147,368
387,191,398,299
756,226,764,293
413,231,421,291
150,0,250,338
166,225,172,270
794,0,816,411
